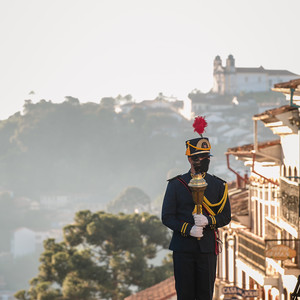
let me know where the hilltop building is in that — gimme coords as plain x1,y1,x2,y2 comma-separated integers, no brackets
213,55,300,95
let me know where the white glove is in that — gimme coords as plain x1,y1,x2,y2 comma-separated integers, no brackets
193,214,209,227
190,225,203,238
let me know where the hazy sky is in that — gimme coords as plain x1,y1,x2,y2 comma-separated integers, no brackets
1,0,300,119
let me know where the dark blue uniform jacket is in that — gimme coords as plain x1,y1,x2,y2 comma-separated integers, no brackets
161,171,231,253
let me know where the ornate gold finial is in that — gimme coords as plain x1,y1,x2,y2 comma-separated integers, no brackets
188,173,208,214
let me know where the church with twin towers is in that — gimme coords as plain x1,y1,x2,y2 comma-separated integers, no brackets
212,54,299,95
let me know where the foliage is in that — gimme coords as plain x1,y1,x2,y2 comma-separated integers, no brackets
15,211,172,300
0,98,188,200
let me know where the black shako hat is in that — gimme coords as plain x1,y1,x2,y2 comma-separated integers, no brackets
185,116,211,156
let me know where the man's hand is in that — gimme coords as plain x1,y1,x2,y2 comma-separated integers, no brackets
190,225,203,238
193,213,208,227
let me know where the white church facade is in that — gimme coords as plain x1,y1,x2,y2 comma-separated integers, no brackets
213,54,300,95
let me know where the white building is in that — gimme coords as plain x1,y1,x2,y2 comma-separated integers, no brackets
11,227,63,258
213,55,300,95
40,194,70,210
215,80,300,300
11,227,36,258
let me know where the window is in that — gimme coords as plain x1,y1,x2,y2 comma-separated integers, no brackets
255,200,258,235
271,205,275,217
225,233,229,281
234,236,237,285
283,165,286,177
242,271,246,289
260,203,263,237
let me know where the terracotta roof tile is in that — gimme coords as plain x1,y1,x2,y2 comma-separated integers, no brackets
227,139,280,154
253,105,298,120
274,78,300,89
125,276,176,300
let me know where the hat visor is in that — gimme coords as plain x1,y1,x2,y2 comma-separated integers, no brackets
190,151,213,157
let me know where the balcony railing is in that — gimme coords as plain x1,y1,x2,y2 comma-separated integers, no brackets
237,229,300,274
280,177,299,227
238,230,266,274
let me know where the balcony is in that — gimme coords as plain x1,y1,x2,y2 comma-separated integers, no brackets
238,230,266,274
280,177,299,227
237,229,300,276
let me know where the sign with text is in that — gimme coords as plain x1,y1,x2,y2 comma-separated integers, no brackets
265,244,296,260
222,286,259,297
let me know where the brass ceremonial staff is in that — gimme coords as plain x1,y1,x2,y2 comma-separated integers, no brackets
188,173,208,239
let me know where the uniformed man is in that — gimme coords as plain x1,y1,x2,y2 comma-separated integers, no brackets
161,116,231,300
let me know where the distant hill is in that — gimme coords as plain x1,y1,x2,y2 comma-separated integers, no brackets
0,98,190,203
0,91,282,204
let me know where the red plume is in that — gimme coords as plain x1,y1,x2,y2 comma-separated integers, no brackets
193,116,207,135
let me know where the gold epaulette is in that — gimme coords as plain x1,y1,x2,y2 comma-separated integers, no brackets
203,183,228,214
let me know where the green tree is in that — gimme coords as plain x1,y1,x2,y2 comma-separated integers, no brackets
15,211,172,300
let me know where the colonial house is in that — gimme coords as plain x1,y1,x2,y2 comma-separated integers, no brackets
216,79,300,300
213,55,300,95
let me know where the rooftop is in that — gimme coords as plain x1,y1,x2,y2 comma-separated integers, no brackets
253,105,299,135
227,139,281,162
233,67,298,76
273,78,300,89
253,105,298,121
272,78,300,98
124,276,176,300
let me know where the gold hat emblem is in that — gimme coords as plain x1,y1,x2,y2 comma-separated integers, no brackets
196,138,211,150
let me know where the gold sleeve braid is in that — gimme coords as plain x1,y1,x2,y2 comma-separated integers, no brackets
181,222,189,236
